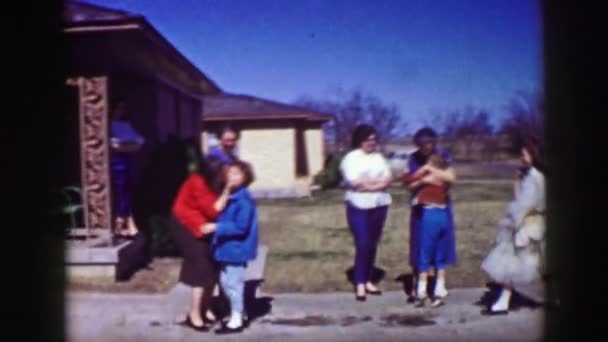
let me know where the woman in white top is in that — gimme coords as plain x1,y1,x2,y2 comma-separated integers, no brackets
340,124,393,301
481,137,546,315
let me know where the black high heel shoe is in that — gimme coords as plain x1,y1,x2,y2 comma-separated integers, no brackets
355,285,367,301
356,294,367,302
481,306,509,316
365,282,382,295
176,314,210,332
366,288,382,295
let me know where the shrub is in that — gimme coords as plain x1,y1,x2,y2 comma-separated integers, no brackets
313,153,344,189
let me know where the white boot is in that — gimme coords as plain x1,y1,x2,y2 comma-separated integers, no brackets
226,312,243,329
414,278,429,307
434,277,448,298
416,279,428,299
491,288,512,312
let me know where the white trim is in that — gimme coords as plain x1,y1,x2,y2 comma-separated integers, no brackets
64,24,140,33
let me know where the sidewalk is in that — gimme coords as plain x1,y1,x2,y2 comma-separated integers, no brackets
67,284,544,341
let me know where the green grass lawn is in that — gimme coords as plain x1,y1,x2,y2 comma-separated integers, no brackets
258,183,511,293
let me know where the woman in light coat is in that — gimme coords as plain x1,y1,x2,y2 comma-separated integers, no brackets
481,137,546,314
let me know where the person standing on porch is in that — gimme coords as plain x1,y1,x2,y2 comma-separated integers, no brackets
340,124,393,301
110,99,145,238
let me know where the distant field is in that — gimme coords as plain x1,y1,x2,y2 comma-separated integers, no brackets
452,159,520,180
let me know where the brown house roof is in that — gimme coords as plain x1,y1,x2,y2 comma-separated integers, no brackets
64,1,222,95
202,93,334,122
64,1,138,22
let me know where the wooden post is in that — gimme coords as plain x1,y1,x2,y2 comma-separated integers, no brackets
66,76,112,238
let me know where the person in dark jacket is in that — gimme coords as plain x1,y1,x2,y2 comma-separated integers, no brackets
203,160,258,334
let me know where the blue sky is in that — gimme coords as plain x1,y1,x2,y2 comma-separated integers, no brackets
83,0,543,133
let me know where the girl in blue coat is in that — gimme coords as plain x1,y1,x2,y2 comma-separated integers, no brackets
203,160,258,334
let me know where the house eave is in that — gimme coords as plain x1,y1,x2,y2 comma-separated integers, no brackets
64,16,222,95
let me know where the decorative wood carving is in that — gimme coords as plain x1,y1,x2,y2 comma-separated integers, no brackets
67,76,112,231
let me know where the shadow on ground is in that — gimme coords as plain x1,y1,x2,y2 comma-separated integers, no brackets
395,273,443,303
212,280,274,323
259,313,436,328
345,266,386,286
379,313,436,327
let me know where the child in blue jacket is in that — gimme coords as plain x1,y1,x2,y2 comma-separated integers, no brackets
203,160,258,334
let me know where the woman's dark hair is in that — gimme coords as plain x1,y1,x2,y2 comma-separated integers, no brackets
215,123,241,140
520,136,546,175
351,124,378,149
198,155,226,194
413,127,439,146
226,160,256,187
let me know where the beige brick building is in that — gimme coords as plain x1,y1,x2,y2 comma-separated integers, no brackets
201,93,333,198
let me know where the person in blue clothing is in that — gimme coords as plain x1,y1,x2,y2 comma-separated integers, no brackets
202,160,258,334
405,127,457,307
110,99,145,237
207,124,240,165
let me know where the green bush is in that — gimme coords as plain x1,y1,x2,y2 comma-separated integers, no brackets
313,153,344,189
185,142,199,173
47,186,84,236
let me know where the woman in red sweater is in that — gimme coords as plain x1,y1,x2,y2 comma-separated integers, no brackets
170,156,235,331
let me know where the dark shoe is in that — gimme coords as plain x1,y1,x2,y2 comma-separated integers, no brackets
414,297,427,308
356,294,367,302
215,324,244,335
176,315,210,332
365,283,382,295
406,291,418,303
480,308,509,316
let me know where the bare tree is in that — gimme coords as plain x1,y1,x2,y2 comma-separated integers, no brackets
294,87,407,150
499,90,544,154
432,106,494,159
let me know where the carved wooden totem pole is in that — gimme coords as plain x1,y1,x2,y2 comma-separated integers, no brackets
66,76,112,237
